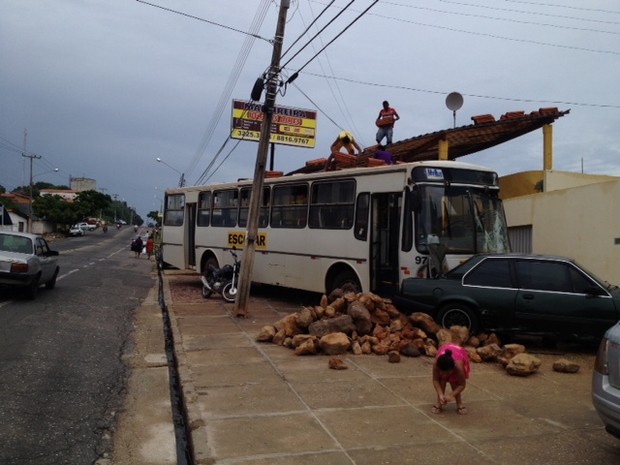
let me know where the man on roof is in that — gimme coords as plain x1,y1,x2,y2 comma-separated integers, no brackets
376,100,400,145
330,131,362,156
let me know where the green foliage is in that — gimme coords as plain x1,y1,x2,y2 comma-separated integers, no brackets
33,195,81,225
74,190,112,219
147,210,161,226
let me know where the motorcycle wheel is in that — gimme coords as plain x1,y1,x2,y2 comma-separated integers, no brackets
201,285,213,299
221,282,236,303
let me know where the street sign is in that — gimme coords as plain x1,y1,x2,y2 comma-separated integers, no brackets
231,99,317,148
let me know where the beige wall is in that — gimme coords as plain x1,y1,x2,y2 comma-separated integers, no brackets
503,171,620,283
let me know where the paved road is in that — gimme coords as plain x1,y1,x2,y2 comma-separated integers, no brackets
0,227,154,465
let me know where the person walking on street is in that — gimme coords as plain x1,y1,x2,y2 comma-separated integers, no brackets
146,235,154,260
431,343,470,415
132,235,143,259
375,100,400,145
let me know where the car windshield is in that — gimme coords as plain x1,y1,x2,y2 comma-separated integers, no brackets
0,235,33,254
414,185,511,255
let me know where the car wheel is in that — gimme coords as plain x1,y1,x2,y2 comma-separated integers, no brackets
45,268,59,290
436,303,480,335
25,276,40,300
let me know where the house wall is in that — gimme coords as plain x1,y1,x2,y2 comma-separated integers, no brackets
503,171,620,283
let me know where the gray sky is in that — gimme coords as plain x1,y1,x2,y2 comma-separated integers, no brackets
1,0,619,219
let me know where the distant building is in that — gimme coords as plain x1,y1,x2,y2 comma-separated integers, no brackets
71,177,96,192
40,189,78,202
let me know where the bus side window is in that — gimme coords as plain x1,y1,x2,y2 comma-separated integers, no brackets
354,192,370,240
271,184,307,229
197,191,211,227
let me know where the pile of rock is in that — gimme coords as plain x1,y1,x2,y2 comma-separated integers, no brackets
256,290,578,376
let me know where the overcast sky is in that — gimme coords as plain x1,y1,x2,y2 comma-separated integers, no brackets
1,0,619,219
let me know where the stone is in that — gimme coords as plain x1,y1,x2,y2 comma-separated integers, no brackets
423,339,437,357
505,353,541,376
465,346,482,363
449,326,470,346
388,351,401,363
348,300,372,335
371,308,391,326
294,338,319,355
351,341,363,355
295,307,316,329
372,342,390,355
256,325,276,342
476,343,503,362
410,312,441,334
308,314,356,338
328,358,348,370
272,329,286,346
389,318,403,333
319,332,351,355
436,328,452,346
399,342,421,357
320,294,329,308
553,358,580,373
291,334,316,348
273,313,301,337
483,332,502,347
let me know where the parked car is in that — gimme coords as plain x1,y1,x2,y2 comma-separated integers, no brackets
69,224,85,236
0,231,60,299
393,254,620,337
78,222,96,231
592,322,620,438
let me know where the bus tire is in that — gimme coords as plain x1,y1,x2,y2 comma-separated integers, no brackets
329,270,361,295
436,303,479,335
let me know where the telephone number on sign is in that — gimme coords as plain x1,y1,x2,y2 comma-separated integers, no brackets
271,134,314,146
232,129,260,139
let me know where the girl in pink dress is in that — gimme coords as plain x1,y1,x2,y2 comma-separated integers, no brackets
431,343,471,415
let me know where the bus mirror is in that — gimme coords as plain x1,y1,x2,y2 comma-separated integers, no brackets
410,190,421,211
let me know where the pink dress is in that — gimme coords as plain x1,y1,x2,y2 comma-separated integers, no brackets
436,343,471,383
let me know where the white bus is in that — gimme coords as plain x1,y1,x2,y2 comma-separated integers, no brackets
161,160,510,296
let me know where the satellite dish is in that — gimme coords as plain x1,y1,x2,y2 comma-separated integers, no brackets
445,92,464,128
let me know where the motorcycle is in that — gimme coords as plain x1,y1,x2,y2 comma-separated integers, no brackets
201,248,240,303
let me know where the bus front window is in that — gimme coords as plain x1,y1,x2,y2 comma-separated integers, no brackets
414,185,510,255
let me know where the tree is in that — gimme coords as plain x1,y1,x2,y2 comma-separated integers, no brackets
33,194,80,226
147,210,160,226
74,190,112,219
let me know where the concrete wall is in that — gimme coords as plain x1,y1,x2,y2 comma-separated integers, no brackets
503,171,620,283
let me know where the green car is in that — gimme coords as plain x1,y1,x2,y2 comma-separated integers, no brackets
394,254,620,338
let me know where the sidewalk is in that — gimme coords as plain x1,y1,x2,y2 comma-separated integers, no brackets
164,271,619,465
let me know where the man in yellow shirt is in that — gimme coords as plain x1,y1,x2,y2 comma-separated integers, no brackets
330,131,362,156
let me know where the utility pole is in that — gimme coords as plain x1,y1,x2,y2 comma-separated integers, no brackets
22,131,41,233
235,0,290,318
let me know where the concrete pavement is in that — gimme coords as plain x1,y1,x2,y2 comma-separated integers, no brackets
162,271,620,465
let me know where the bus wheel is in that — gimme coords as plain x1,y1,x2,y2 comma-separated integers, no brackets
329,270,361,295
436,303,479,335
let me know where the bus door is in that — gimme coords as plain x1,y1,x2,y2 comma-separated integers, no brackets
370,192,401,295
186,202,196,268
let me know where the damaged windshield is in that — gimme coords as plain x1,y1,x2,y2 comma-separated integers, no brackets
414,184,510,255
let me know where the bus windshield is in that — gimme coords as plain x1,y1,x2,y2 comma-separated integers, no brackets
414,184,510,255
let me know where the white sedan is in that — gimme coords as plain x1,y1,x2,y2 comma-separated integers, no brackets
0,231,60,299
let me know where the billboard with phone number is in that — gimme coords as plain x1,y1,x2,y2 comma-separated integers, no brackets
231,99,317,148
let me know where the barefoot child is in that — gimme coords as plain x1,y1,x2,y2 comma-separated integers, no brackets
432,343,471,415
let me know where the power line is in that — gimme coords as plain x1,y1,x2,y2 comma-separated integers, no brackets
302,71,620,109
135,0,273,43
504,0,620,15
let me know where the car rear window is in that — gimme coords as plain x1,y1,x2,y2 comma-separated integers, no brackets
464,258,513,288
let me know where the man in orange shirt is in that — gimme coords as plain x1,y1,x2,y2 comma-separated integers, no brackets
375,100,400,145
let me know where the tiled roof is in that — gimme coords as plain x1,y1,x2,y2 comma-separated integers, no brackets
290,107,569,173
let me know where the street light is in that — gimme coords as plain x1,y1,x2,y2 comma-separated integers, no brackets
156,157,185,187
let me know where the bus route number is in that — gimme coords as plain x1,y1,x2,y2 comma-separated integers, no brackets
227,231,268,250
414,256,428,265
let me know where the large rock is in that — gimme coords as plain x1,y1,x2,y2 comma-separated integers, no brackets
553,358,580,373
294,337,319,355
410,312,441,334
295,307,316,329
308,314,356,338
274,313,301,337
476,343,503,362
319,332,351,355
347,300,372,335
505,353,541,376
256,325,276,342
498,343,527,366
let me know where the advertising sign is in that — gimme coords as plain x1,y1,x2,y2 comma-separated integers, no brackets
231,99,317,148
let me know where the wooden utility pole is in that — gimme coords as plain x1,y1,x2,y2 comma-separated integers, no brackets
235,0,290,317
